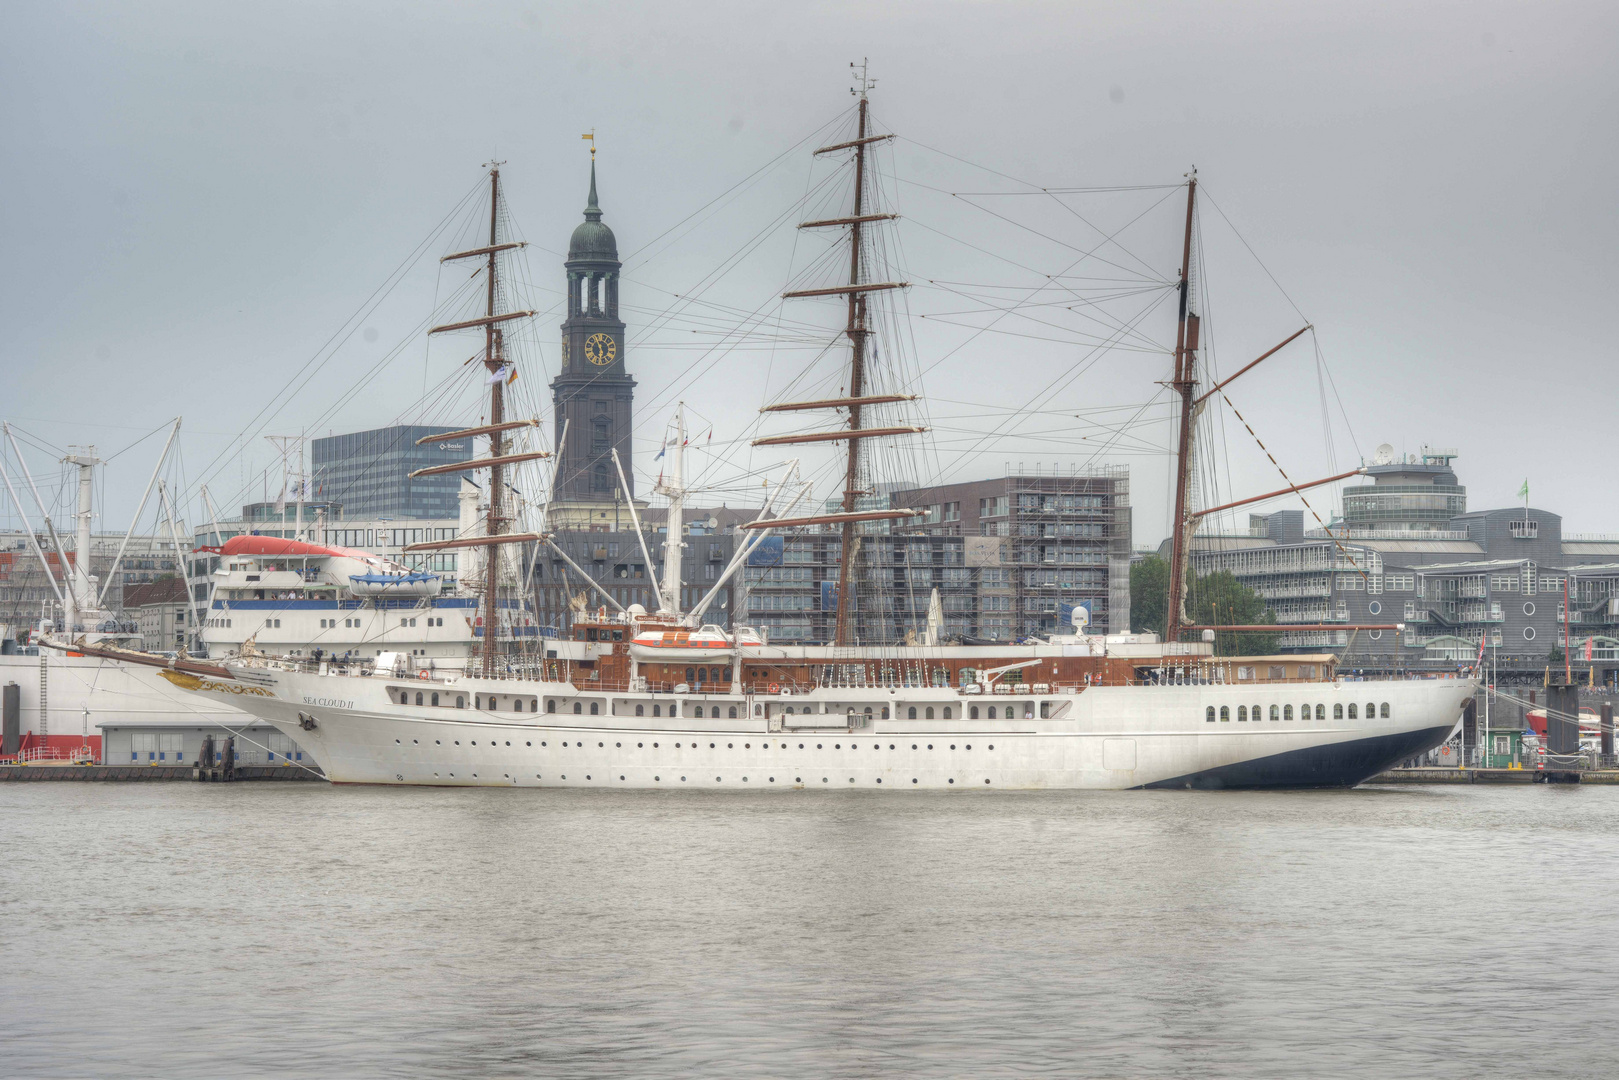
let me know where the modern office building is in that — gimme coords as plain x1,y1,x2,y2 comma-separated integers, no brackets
310,424,472,521
1180,447,1619,680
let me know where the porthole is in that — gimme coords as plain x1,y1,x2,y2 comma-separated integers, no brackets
1524,601,1535,616
927,744,933,750
769,777,775,782
1368,601,1381,615
817,744,823,749
912,778,918,784
727,743,733,749
637,742,643,748
1369,630,1382,640
950,744,956,750
948,779,954,784
912,744,918,750
988,744,994,750
615,742,621,748
795,777,802,783
1524,626,1536,640
526,741,531,746
799,743,805,749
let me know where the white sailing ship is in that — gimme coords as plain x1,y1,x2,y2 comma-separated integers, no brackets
59,93,1475,786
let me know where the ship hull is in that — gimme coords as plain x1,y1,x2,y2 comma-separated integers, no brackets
184,666,1473,790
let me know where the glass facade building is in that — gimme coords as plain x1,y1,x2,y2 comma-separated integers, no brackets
311,425,471,521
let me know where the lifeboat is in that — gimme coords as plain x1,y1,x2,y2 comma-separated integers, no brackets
346,571,441,598
629,624,737,662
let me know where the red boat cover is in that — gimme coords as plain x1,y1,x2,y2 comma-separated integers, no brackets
220,535,377,561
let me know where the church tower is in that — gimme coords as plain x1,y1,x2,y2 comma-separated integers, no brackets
551,160,636,508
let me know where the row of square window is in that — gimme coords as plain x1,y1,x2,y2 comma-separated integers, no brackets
1207,702,1390,722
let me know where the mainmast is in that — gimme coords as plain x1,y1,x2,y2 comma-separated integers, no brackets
761,61,923,647
482,167,506,673
1165,174,1200,646
407,163,542,677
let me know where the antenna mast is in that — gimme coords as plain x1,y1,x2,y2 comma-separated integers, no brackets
1165,172,1200,645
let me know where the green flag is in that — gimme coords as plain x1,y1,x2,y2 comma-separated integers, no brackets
1518,479,1529,501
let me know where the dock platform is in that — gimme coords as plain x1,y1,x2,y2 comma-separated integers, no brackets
0,764,324,782
1371,768,1619,785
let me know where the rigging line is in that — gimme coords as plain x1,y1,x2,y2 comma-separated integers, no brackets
1313,330,1363,459
941,185,1184,195
921,284,1175,316
915,315,1166,352
101,420,174,465
918,277,1172,353
916,283,1176,465
1196,184,1309,325
1217,388,1368,580
627,167,847,354
893,174,1165,283
902,184,1185,387
623,106,854,268
189,175,486,496
1045,190,1170,282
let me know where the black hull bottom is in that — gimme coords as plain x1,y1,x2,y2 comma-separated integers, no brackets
1142,725,1456,790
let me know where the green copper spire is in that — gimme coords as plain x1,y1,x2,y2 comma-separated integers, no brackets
568,157,617,261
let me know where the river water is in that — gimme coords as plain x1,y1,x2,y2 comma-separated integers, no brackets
3,782,1616,1078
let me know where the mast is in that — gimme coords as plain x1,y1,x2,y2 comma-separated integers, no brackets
407,164,542,672
834,87,871,649
656,404,687,617
482,165,506,676
763,62,921,646
1165,173,1200,646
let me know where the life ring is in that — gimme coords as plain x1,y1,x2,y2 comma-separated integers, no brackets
417,671,429,680
767,682,781,694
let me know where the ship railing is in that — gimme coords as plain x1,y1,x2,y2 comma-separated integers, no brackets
3,745,98,765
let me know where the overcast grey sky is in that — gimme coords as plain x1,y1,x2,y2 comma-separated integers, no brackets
3,1,1614,544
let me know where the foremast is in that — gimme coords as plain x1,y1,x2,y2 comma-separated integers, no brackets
405,163,545,676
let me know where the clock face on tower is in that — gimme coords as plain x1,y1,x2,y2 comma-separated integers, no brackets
584,332,617,366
